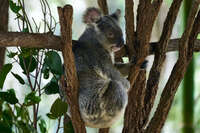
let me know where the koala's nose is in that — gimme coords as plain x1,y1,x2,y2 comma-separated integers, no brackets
116,37,124,47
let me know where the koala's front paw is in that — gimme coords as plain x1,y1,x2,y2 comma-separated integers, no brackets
130,56,148,69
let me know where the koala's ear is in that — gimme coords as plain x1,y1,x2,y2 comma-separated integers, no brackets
111,9,121,21
83,7,102,24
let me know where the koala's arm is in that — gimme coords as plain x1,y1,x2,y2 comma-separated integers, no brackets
115,60,148,77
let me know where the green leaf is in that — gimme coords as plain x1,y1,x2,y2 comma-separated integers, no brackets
18,120,35,133
15,105,21,117
49,98,68,118
46,113,57,119
22,28,29,33
64,120,74,133
9,0,22,14
41,64,50,79
2,109,13,127
0,64,12,89
0,89,18,104
0,121,12,133
39,119,47,133
19,55,37,73
44,77,59,95
7,51,18,58
44,51,63,75
24,92,41,106
11,72,25,85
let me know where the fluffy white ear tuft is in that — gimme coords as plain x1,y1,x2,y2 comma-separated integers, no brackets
111,9,121,21
83,7,102,24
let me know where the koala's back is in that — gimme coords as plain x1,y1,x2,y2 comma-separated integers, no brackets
73,42,112,73
72,43,128,128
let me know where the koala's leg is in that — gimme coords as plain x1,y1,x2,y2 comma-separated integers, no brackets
101,80,128,114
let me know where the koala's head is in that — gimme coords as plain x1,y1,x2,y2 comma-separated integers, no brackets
83,7,124,52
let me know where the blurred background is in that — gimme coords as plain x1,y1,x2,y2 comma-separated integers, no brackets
4,0,200,132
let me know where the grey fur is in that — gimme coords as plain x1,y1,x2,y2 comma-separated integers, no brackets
71,7,130,128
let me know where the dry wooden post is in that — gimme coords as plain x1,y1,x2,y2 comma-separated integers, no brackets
57,5,86,133
0,0,8,70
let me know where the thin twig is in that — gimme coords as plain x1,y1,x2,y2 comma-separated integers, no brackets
56,117,61,133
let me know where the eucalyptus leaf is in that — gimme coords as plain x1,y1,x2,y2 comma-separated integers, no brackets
19,55,37,73
9,0,22,14
44,51,63,76
11,72,25,85
7,51,18,58
0,64,12,89
0,89,18,104
46,113,57,119
0,121,12,133
39,119,47,133
41,64,50,79
18,120,35,133
44,77,59,95
24,92,41,106
49,98,68,118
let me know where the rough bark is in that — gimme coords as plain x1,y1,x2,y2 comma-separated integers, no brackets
97,0,108,15
1,32,200,56
0,0,8,70
99,128,109,133
58,5,86,133
145,2,200,133
123,70,146,133
123,0,163,132
143,0,183,127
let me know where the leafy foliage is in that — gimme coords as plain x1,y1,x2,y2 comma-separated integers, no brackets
24,92,41,106
0,0,73,133
0,89,18,104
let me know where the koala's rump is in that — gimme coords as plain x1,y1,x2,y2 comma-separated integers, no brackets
77,71,127,128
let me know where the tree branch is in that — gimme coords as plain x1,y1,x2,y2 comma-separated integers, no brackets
122,0,137,132
58,5,86,133
145,1,200,132
143,0,183,127
1,32,200,55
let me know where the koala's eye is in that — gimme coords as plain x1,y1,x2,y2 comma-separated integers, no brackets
107,32,114,38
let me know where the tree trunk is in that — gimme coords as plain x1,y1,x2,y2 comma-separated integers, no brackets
0,0,8,71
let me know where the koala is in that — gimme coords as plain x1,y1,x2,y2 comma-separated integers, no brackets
70,7,131,128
